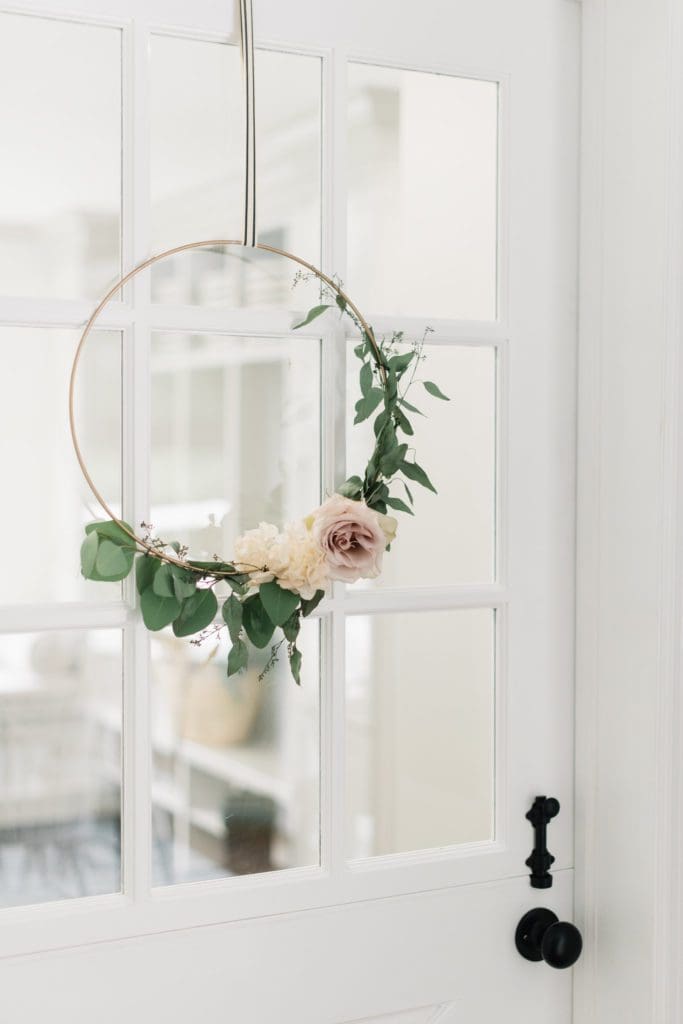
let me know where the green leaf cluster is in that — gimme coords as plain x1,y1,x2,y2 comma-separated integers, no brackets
82,515,327,686
293,294,449,521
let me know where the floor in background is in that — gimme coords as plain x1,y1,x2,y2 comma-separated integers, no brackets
0,818,227,908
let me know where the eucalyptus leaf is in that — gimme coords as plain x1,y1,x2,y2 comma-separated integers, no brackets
385,495,414,515
388,350,415,375
400,459,437,494
377,426,398,459
140,588,181,631
300,590,325,617
373,409,391,438
259,581,300,627
338,476,363,499
393,407,414,436
289,646,303,686
242,594,276,649
292,304,331,330
227,638,248,677
222,594,243,643
335,294,347,314
380,443,409,477
95,540,134,581
172,588,218,638
188,559,236,575
354,388,383,424
85,519,136,548
399,398,424,416
80,531,99,578
423,380,450,401
153,562,176,598
282,610,301,644
171,565,197,600
135,555,159,594
359,361,373,397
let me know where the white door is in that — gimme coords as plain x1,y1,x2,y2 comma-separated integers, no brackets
0,1,580,1021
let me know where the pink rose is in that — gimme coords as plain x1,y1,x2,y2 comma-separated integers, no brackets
309,495,397,583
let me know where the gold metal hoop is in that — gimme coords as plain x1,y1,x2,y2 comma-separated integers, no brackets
69,238,384,576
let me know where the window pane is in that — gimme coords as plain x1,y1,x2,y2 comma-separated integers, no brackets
150,332,320,555
149,330,322,884
0,630,122,907
0,327,121,603
151,38,321,309
346,610,494,857
346,344,496,587
151,618,320,885
348,64,498,320
0,14,121,300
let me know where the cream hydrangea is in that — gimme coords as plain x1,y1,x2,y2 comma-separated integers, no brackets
233,521,279,586
233,520,329,599
269,521,330,599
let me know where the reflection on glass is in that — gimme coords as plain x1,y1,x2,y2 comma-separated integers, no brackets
150,619,320,885
151,38,321,308
0,13,121,300
150,332,320,559
346,610,494,857
347,344,495,587
0,630,122,908
0,328,121,603
348,64,498,319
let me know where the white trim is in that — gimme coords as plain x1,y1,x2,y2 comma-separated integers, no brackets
576,0,683,1019
653,0,683,1018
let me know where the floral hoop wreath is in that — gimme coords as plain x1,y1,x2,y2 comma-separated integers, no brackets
72,239,449,683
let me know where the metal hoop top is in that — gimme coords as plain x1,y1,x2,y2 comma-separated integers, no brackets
69,239,384,575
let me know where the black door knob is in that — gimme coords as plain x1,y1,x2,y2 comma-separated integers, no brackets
515,908,583,969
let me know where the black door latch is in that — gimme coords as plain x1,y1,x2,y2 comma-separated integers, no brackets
525,795,560,888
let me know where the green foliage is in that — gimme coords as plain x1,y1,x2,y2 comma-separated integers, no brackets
85,519,135,546
135,555,159,594
300,590,325,617
140,588,181,631
338,476,363,499
242,594,276,649
282,610,301,643
171,567,197,600
292,304,331,330
95,540,134,581
259,581,300,627
289,646,303,686
354,388,383,424
227,638,248,677
222,594,243,643
81,519,137,582
153,562,176,598
399,459,437,494
172,588,217,638
423,380,450,401
80,531,98,578
385,495,414,515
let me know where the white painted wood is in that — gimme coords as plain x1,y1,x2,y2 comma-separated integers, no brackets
1,873,575,1024
575,1,683,1021
0,0,580,1019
